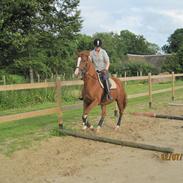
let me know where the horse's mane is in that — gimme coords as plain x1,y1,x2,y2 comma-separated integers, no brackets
78,50,90,58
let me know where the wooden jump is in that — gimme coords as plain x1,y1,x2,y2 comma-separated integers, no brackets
0,73,182,125
59,129,174,153
132,112,183,121
169,103,183,106
0,80,62,126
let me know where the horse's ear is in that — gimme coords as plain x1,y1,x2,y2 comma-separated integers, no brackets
74,51,80,61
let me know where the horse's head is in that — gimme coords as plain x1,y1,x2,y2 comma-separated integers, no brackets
74,51,91,77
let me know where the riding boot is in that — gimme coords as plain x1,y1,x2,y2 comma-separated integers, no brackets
106,78,113,100
102,79,113,101
78,96,83,100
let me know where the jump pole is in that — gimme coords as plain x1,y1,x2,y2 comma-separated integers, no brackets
132,112,183,121
59,129,174,153
169,103,183,106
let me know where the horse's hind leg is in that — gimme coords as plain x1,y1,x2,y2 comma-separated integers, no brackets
115,99,125,130
96,105,106,132
114,103,119,118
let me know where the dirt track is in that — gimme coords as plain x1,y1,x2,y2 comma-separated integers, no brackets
0,105,183,183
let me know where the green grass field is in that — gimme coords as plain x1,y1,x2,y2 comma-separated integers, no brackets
0,80,183,155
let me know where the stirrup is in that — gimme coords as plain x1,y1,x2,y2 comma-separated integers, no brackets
108,94,113,100
78,97,83,100
101,94,107,102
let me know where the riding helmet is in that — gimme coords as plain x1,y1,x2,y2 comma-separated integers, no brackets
93,38,102,47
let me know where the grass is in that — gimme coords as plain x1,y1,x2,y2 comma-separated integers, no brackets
0,81,183,155
126,79,183,95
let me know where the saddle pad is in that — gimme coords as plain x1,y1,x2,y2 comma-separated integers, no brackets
98,74,117,89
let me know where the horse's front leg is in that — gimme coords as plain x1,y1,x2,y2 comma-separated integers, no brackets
96,105,106,132
82,99,98,130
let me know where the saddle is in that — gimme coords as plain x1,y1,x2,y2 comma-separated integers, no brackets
97,74,117,89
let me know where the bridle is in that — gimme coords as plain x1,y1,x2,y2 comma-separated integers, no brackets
76,65,87,78
75,57,97,80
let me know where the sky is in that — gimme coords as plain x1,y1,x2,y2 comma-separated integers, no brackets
79,0,183,47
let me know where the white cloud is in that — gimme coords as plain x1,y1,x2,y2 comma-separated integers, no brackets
79,0,183,47
100,15,143,33
160,10,183,24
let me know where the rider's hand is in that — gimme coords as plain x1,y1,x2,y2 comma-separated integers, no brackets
101,69,107,75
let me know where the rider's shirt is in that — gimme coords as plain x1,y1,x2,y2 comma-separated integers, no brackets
90,48,109,71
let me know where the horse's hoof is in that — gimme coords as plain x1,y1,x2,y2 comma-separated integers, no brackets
89,125,94,131
115,125,120,131
82,125,87,130
96,126,101,133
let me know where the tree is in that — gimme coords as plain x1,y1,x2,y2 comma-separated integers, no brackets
0,0,82,80
161,46,183,73
162,28,183,53
76,34,93,52
162,28,183,73
119,30,159,55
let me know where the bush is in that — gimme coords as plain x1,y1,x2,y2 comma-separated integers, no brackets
0,89,55,110
111,62,159,76
0,70,27,84
161,47,183,73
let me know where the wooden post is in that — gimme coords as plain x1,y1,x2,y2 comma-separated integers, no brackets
124,71,127,87
3,75,6,85
148,73,152,108
140,71,142,76
29,67,34,83
55,78,63,128
44,78,48,96
37,74,40,83
171,72,175,101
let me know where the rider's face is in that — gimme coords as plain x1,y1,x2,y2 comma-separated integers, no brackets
95,47,100,52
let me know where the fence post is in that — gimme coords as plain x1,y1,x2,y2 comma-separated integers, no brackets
51,73,54,79
3,75,6,85
171,72,175,101
124,71,127,87
37,74,40,83
148,73,152,108
55,78,63,128
140,71,142,76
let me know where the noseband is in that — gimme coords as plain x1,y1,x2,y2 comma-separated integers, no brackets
76,63,87,78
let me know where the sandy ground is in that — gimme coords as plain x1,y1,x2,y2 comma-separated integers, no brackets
0,105,183,183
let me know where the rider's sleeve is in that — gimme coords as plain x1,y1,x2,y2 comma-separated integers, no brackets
103,50,110,64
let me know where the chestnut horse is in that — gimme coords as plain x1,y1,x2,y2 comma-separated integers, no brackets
74,51,127,131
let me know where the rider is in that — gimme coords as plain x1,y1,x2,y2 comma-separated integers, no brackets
90,38,113,101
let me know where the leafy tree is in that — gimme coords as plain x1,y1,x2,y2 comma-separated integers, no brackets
162,28,183,73
0,0,82,80
162,46,183,73
119,30,159,54
162,28,183,53
76,34,93,52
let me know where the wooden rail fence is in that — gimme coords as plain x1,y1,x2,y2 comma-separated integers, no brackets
0,72,183,126
0,80,63,127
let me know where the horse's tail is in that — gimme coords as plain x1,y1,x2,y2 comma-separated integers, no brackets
123,92,127,109
112,77,127,109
